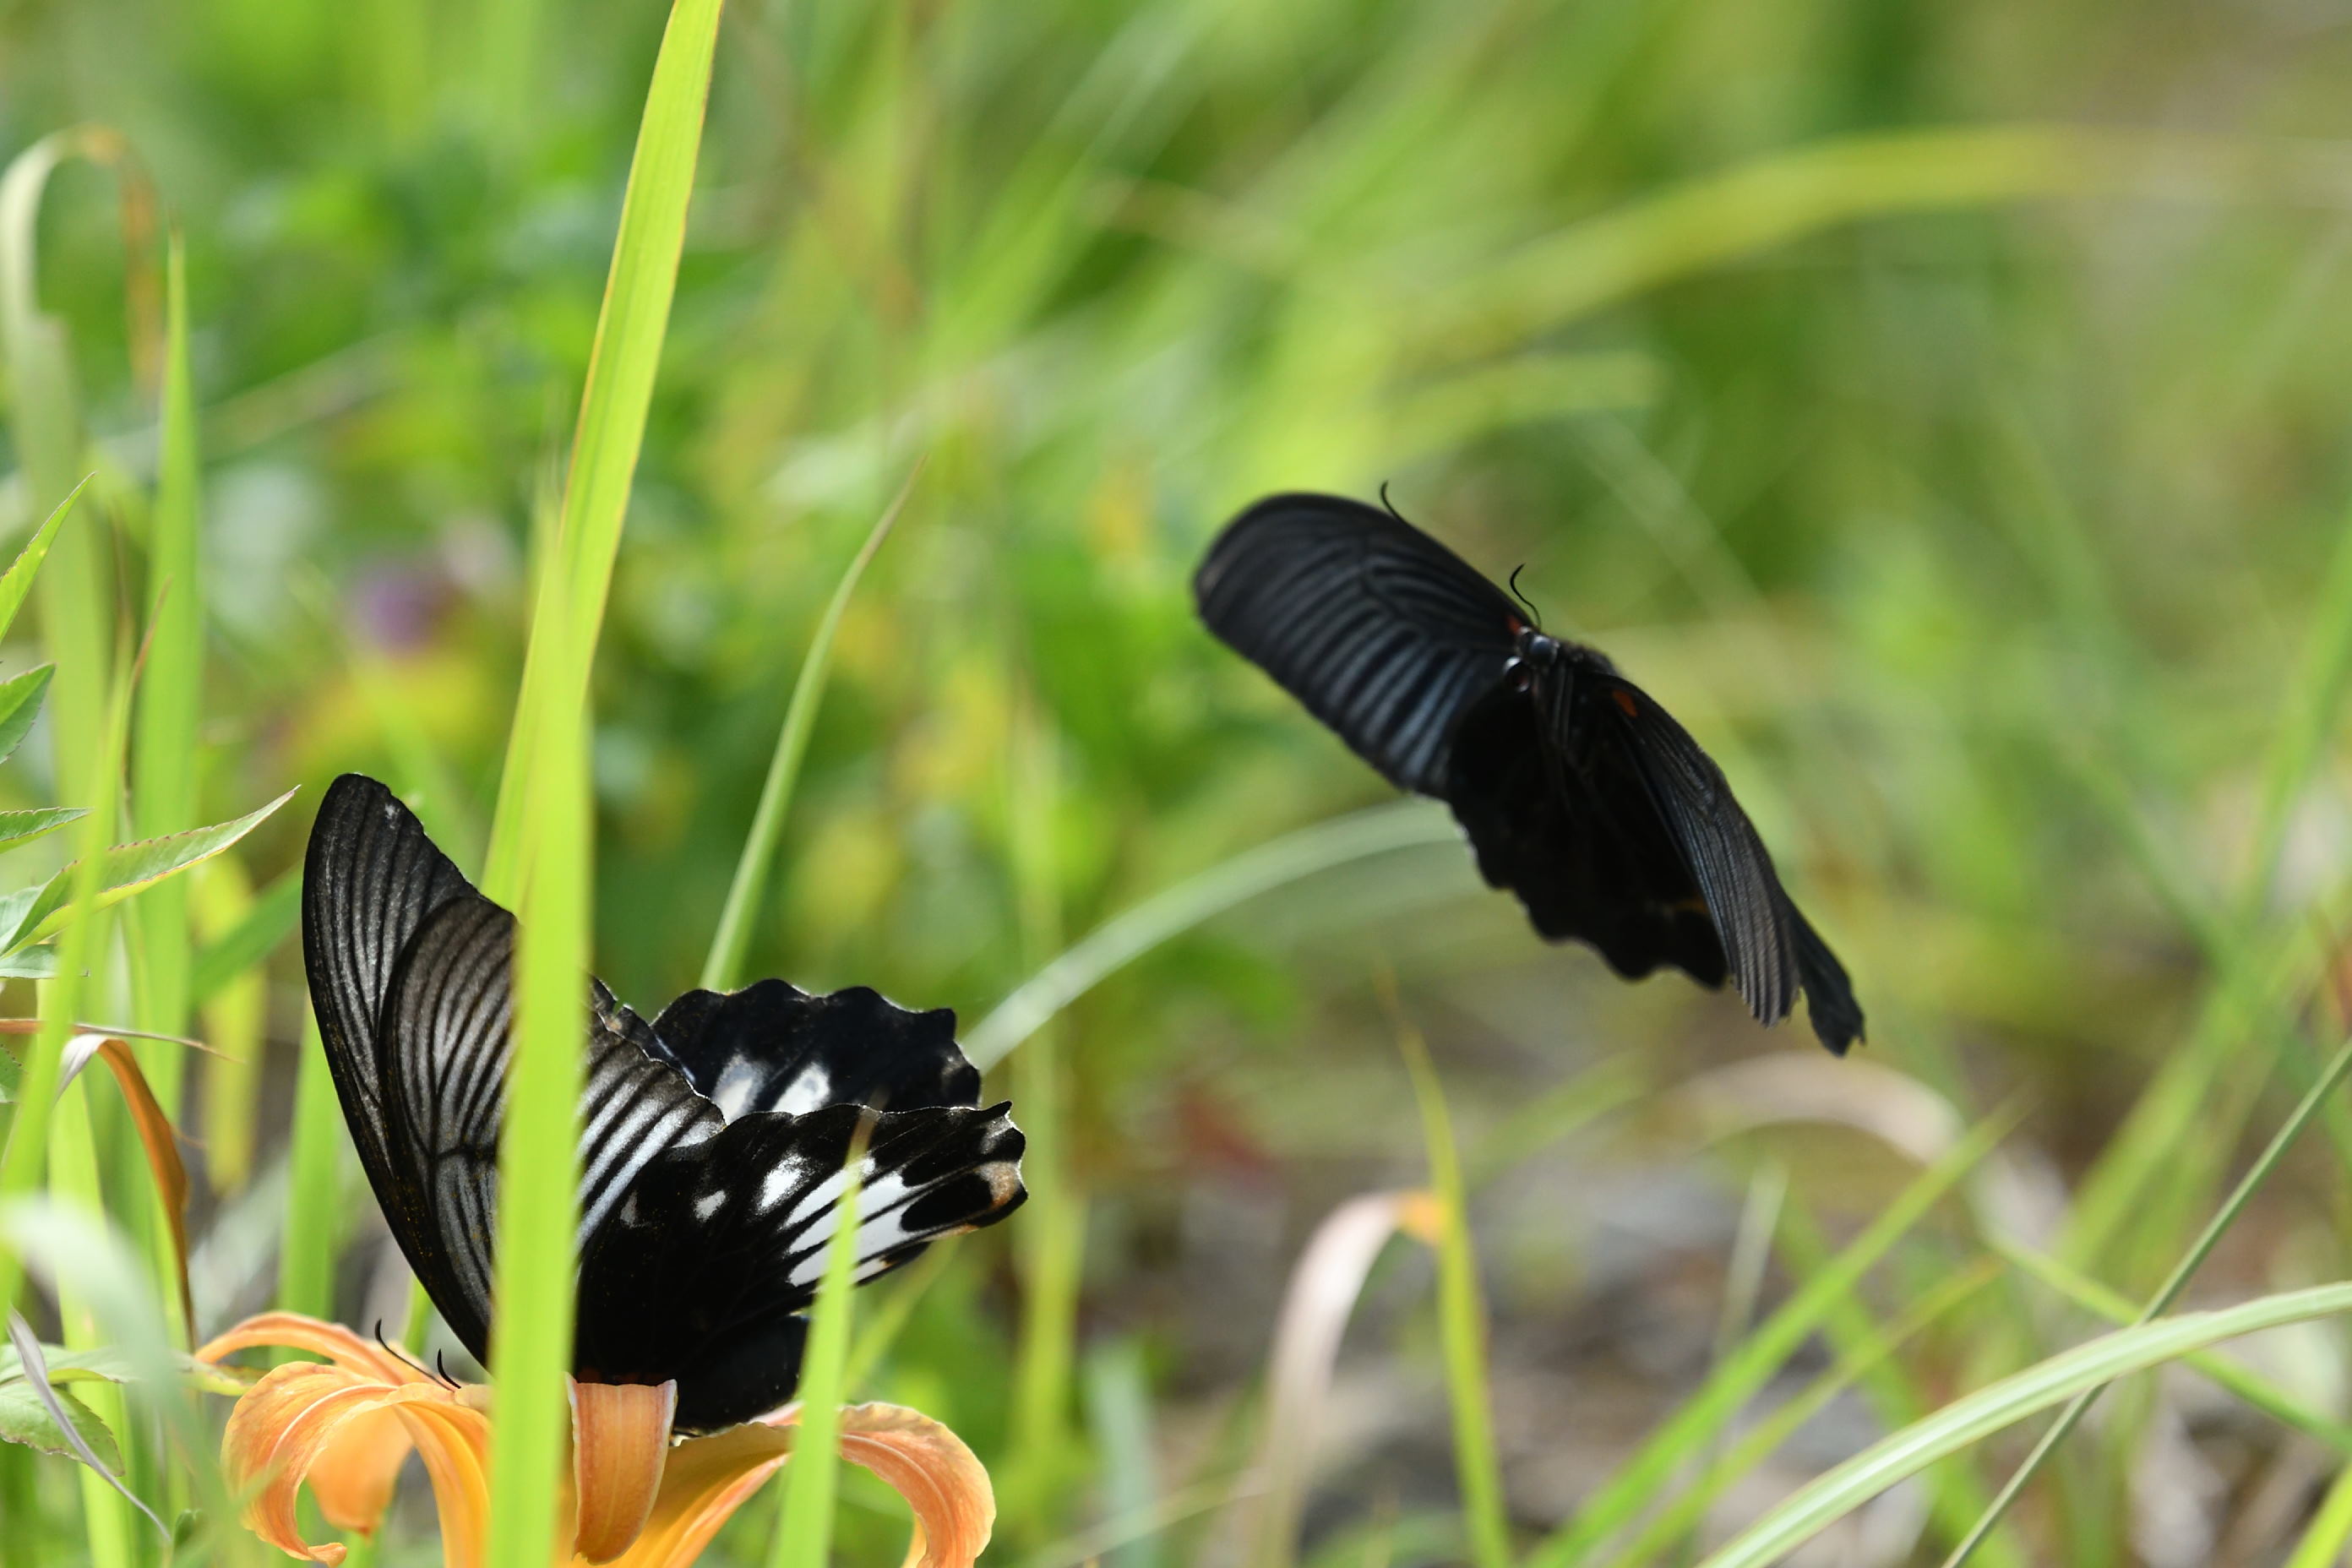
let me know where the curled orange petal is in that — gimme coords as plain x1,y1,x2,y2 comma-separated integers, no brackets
217,1352,493,1567
306,1403,414,1534
571,1380,678,1563
834,1402,995,1568
198,1311,426,1386
224,1362,407,1565
733,1403,994,1568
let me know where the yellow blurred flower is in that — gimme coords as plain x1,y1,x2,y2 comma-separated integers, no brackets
199,1312,993,1568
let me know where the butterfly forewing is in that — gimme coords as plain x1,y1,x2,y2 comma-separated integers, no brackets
1196,493,1522,793
377,893,514,1358
302,776,481,1330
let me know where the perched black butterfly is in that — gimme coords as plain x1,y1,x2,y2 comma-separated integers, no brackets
1195,493,1863,1054
302,773,1026,1430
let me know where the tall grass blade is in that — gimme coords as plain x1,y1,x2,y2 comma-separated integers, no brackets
966,803,1458,1070
1941,1030,2352,1565
482,0,725,902
131,233,206,1064
766,1147,863,1568
483,538,591,1565
702,461,920,991
1393,1020,1510,1568
1524,1106,2022,1568
1692,1282,2352,1568
275,1015,343,1323
0,670,124,1318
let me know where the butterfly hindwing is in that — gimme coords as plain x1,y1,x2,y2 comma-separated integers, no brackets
574,1100,1026,1430
1563,668,1863,1053
1195,493,1522,793
646,982,979,1119
1446,678,1730,988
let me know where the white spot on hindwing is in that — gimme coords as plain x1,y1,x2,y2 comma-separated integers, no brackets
772,1063,833,1117
694,1189,726,1222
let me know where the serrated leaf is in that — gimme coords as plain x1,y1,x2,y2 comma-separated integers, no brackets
2,1314,164,1538
0,807,82,854
0,481,84,646
0,665,53,769
0,1376,121,1468
0,946,56,979
0,789,295,954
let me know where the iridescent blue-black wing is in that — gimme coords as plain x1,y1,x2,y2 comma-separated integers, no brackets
1195,493,1522,794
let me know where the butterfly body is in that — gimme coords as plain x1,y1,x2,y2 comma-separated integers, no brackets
303,774,1026,1431
1195,492,1862,1054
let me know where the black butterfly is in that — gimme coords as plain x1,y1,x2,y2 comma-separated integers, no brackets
302,773,1026,1431
1195,493,1863,1054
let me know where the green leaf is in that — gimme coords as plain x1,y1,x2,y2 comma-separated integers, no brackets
0,1376,122,1469
0,789,295,954
0,664,53,768
188,866,300,1008
0,947,57,979
0,807,84,855
0,479,84,646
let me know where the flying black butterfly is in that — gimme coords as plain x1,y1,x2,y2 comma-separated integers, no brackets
1195,493,1863,1054
302,772,1026,1431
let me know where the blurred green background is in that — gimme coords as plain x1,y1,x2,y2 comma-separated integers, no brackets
12,0,2352,1561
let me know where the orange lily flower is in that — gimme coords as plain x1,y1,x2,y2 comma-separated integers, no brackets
199,1312,992,1568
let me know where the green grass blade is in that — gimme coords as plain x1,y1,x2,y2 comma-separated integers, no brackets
965,803,1458,1070
482,0,724,902
1524,1106,2022,1568
2283,1461,2352,1568
0,665,127,1320
131,233,206,1056
1598,1259,2001,1568
1396,1017,1511,1568
1989,1233,2352,1451
767,1145,863,1568
1941,1030,2352,1565
275,1014,345,1322
482,546,591,1565
188,868,301,1009
701,463,920,991
1691,1282,2352,1568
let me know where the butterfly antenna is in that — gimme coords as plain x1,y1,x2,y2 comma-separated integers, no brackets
436,1351,457,1390
1378,482,1406,522
1507,564,1544,631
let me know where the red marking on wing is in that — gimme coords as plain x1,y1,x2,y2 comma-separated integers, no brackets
1612,689,1639,718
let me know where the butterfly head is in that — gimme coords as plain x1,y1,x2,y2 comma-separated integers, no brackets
1504,625,1565,693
